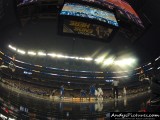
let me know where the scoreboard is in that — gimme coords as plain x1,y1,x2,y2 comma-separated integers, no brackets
65,0,143,28
58,2,119,42
61,19,114,41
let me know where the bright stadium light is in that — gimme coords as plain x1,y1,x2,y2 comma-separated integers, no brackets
125,58,136,65
38,52,46,56
28,51,36,56
114,58,136,66
84,57,93,61
75,57,79,60
64,55,70,59
17,49,26,54
56,54,64,58
8,45,17,51
94,57,105,63
69,56,76,59
47,53,57,57
103,58,114,66
78,57,85,60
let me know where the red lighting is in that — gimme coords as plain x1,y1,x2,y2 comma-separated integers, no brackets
5,108,9,113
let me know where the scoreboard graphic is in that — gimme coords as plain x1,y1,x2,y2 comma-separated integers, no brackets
63,19,113,40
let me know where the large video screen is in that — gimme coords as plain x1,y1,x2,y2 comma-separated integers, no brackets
17,0,38,6
60,3,119,27
77,0,138,16
62,19,113,40
70,0,143,27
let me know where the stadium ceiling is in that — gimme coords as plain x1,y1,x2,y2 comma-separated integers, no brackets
0,0,160,65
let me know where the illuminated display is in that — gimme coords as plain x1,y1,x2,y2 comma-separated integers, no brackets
60,3,119,27
77,0,137,16
63,19,113,39
24,71,32,75
105,80,113,82
70,0,143,27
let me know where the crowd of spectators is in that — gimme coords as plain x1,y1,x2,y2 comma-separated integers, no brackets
0,78,150,100
1,78,53,97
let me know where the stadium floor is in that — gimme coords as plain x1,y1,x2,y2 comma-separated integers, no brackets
0,83,151,119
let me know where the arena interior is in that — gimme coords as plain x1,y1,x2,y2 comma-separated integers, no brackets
0,0,160,119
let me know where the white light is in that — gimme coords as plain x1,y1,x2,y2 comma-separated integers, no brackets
112,71,128,73
155,56,160,61
38,52,46,56
84,57,93,61
75,57,79,60
115,60,125,65
78,57,85,60
28,51,36,55
146,67,153,71
64,56,70,58
9,118,16,120
68,81,70,84
56,54,64,58
114,58,136,66
94,57,104,63
106,80,113,82
47,53,57,57
80,77,87,78
111,76,128,78
64,69,69,71
135,67,141,70
157,67,160,70
69,56,76,59
8,45,16,51
0,114,7,119
24,71,32,75
17,49,26,54
103,58,114,65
